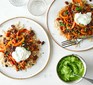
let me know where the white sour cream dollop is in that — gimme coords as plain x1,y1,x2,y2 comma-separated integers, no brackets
74,12,92,26
12,47,31,62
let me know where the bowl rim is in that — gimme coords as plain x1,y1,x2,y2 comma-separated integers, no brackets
56,54,87,84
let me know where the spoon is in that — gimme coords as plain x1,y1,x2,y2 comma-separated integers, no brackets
74,73,93,84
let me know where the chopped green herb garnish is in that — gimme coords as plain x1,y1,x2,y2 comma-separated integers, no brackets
32,64,34,66
22,42,25,44
78,32,80,36
68,24,72,26
80,36,86,38
16,37,18,41
76,6,82,11
79,23,84,27
65,10,68,14
26,47,29,51
6,53,9,56
59,22,65,26
84,28,87,32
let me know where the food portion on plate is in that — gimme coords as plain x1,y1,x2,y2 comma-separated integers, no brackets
55,0,93,40
57,54,86,83
0,23,45,71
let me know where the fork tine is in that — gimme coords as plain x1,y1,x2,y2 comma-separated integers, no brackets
62,40,77,48
62,43,76,47
62,40,71,43
62,40,76,45
62,42,76,48
62,40,75,44
62,41,71,45
62,40,76,43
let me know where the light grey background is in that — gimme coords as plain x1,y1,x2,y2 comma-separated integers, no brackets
0,0,93,85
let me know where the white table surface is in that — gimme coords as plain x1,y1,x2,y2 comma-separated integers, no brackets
0,0,93,85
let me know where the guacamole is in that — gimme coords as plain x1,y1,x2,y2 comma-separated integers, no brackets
57,55,85,82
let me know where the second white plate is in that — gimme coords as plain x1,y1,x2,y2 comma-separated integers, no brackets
0,17,50,79
47,0,93,52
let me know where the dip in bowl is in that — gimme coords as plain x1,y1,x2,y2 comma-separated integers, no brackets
57,54,86,84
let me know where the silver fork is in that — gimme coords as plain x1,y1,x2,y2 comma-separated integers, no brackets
62,36,93,48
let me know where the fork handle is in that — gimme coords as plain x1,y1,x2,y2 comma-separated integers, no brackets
83,77,93,84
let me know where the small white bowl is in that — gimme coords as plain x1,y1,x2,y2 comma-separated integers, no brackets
56,54,86,84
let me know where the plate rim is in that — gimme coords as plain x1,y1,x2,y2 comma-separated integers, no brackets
46,0,93,52
0,16,50,80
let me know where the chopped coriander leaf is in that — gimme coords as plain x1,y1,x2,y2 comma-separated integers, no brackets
59,22,65,26
80,36,86,38
22,43,25,47
78,32,80,36
68,24,70,26
6,52,9,56
32,64,34,66
16,37,18,41
84,28,87,31
76,7,82,11
68,24,72,26
22,41,25,44
65,10,68,14
26,47,29,51
78,23,84,26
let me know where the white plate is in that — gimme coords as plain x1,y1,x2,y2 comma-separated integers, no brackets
47,0,93,52
0,17,50,79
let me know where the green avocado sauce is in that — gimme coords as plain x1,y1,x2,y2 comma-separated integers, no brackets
57,55,85,82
